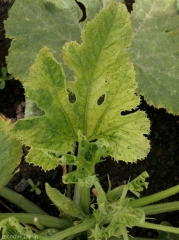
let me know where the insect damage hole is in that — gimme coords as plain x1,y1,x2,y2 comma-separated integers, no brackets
68,90,76,103
97,94,105,106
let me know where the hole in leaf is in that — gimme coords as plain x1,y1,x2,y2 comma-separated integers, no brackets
97,94,105,106
75,0,86,22
68,90,76,103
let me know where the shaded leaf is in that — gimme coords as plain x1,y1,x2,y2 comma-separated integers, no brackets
130,0,179,114
5,0,125,118
4,0,122,83
4,0,83,82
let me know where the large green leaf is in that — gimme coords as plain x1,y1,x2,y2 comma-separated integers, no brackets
4,0,122,83
4,0,83,82
5,0,124,118
12,3,150,171
130,0,179,114
0,116,22,190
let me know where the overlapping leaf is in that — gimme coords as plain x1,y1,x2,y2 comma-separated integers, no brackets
0,116,22,190
79,0,124,22
4,0,82,82
5,0,123,118
130,0,179,114
13,3,150,171
4,0,122,83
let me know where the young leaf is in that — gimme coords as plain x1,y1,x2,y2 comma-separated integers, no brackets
130,0,179,114
0,116,22,190
12,3,150,172
0,217,47,240
62,131,107,186
128,171,149,197
92,181,145,240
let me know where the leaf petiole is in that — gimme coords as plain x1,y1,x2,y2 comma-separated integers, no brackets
130,185,179,208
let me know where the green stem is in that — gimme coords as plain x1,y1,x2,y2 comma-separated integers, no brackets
129,237,162,240
87,230,95,240
120,224,128,240
0,186,46,214
109,237,162,240
0,213,72,229
51,217,95,240
81,186,90,215
73,184,82,206
136,221,179,235
66,165,73,199
73,184,90,215
142,201,179,215
130,185,179,208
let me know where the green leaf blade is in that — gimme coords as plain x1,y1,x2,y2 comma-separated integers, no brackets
13,2,150,172
0,117,22,189
64,3,137,136
130,0,179,114
4,0,82,82
64,3,150,162
13,47,76,170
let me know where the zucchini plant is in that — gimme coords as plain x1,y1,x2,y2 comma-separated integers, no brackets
1,1,179,239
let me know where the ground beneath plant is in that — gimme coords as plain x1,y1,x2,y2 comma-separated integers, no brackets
1,0,179,239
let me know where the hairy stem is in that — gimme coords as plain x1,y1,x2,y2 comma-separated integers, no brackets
81,186,90,215
73,184,90,215
130,185,179,208
109,237,160,240
0,186,46,214
66,165,73,199
136,221,179,235
73,184,82,206
0,213,72,229
51,217,95,240
142,201,179,215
